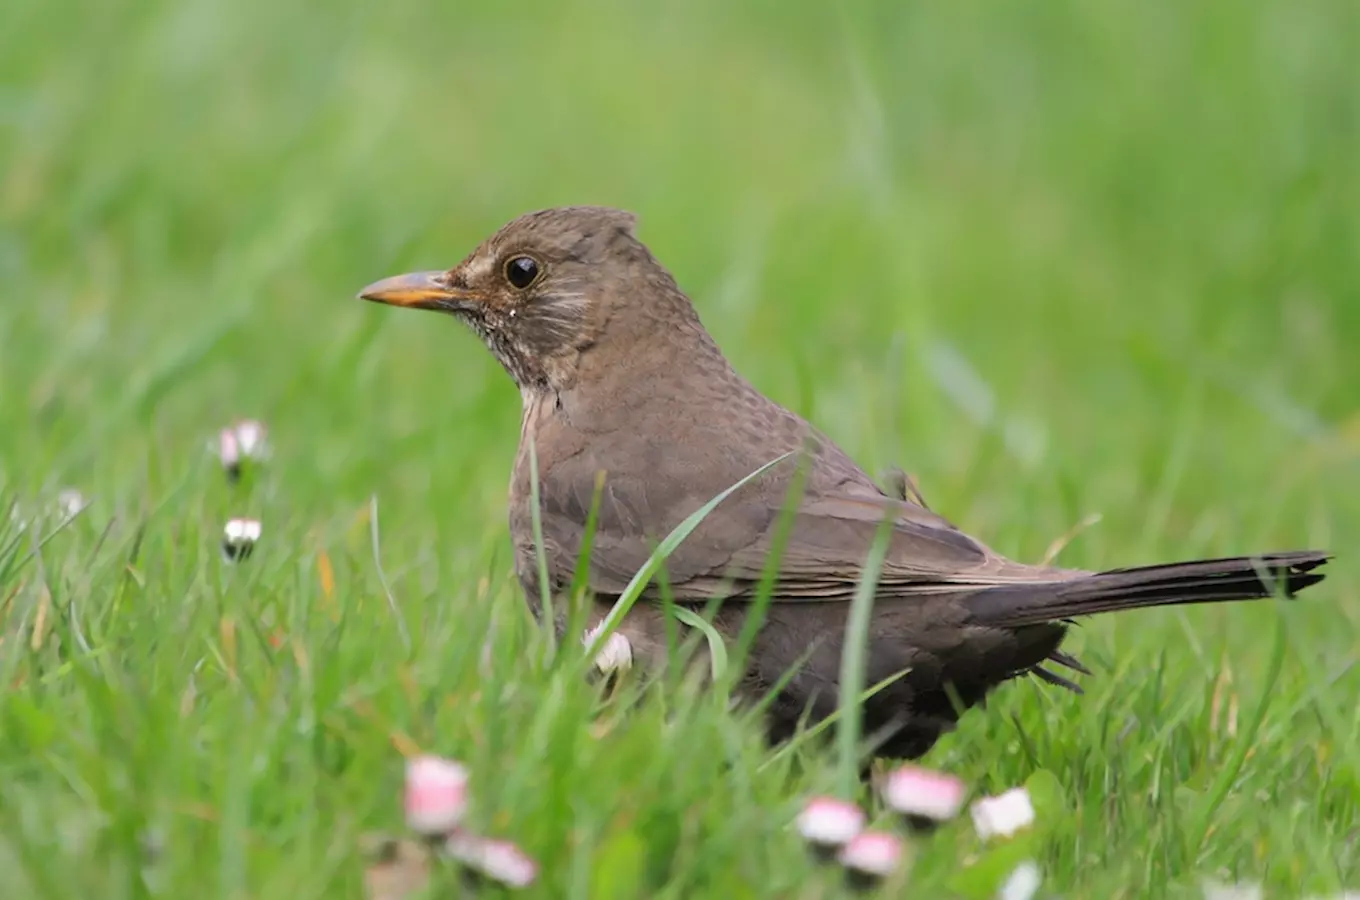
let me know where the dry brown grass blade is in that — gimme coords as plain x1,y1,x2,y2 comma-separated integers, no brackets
360,834,432,900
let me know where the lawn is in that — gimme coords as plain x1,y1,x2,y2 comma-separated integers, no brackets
2,0,1358,897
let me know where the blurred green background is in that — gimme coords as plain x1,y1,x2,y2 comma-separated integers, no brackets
3,0,1358,897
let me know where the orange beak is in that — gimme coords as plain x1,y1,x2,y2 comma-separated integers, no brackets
357,271,465,311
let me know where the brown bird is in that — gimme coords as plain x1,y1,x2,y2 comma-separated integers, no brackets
360,206,1329,759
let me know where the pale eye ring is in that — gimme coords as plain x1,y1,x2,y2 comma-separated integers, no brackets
504,256,541,289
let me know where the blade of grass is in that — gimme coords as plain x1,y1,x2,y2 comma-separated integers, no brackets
2,501,89,583
732,444,813,665
835,514,895,798
1187,611,1287,860
368,494,411,652
527,436,557,656
759,666,912,771
672,606,729,681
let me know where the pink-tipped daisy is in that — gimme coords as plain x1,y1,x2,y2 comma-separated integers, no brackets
404,755,469,835
882,764,966,831
796,796,865,861
837,830,904,892
444,830,538,889
970,787,1036,841
215,420,269,482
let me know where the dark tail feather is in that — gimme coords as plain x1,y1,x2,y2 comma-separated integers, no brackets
1046,649,1092,675
1032,665,1084,693
967,550,1330,628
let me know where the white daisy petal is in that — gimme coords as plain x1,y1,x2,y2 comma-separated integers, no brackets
222,518,262,561
234,420,269,460
1202,880,1263,900
582,624,632,673
970,787,1036,841
999,860,1042,900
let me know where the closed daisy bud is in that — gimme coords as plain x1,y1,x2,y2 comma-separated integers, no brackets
56,488,89,521
970,787,1036,842
221,518,262,562
582,624,632,674
217,428,243,480
1201,881,1263,900
444,830,538,889
882,764,965,831
999,860,1042,900
796,796,865,861
837,830,904,892
8,502,26,532
404,756,469,835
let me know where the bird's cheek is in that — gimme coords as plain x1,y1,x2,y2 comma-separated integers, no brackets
486,308,520,338
456,303,496,328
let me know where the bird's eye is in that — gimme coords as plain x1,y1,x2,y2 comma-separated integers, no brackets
504,256,541,290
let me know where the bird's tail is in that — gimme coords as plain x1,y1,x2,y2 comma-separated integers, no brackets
965,550,1330,628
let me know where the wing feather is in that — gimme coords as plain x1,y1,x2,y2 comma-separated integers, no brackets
529,454,1083,604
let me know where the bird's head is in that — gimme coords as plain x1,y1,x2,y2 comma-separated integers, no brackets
360,206,700,393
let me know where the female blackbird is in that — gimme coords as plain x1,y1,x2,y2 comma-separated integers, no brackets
360,206,1328,758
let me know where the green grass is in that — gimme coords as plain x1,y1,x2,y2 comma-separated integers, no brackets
3,0,1359,896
